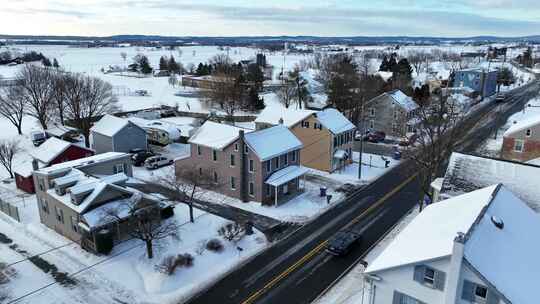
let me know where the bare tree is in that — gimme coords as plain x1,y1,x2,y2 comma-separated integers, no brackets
105,193,179,259
289,68,310,109
408,50,427,76
168,74,177,87
404,91,464,211
202,73,243,121
0,86,26,135
277,79,295,109
63,73,119,147
0,140,20,178
51,72,67,125
157,165,214,223
17,65,56,129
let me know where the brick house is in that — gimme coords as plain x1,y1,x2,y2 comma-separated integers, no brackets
14,138,94,193
175,121,307,206
365,90,419,138
501,116,540,162
255,108,356,173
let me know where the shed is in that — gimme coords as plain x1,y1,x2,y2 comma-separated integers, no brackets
90,115,148,154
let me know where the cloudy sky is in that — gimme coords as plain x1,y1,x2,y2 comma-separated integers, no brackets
2,0,539,37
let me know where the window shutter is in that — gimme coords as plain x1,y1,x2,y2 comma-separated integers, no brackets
461,280,475,302
487,289,500,304
434,270,446,291
413,265,425,283
392,291,402,304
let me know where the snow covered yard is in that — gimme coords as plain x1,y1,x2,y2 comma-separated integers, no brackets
0,200,267,304
313,205,420,304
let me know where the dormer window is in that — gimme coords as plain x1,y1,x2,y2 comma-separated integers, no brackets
526,129,532,137
423,268,435,286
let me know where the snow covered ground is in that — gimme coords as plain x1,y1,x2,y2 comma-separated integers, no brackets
313,205,420,304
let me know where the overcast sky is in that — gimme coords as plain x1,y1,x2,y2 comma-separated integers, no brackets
2,0,539,37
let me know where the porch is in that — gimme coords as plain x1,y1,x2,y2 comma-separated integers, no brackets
264,165,310,206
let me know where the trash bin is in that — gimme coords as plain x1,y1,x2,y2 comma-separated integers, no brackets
320,187,327,197
393,151,402,160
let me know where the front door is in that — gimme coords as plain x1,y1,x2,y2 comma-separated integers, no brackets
283,183,289,195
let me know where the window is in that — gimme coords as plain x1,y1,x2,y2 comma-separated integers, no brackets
230,154,235,166
514,139,524,152
249,182,254,196
369,120,375,129
244,144,249,154
526,129,532,137
55,206,64,224
70,216,78,232
462,280,494,303
283,153,288,165
39,178,45,191
291,150,297,162
249,159,254,172
41,199,49,214
230,176,236,190
393,110,399,120
234,143,239,151
274,157,280,169
213,171,218,184
266,184,271,196
393,291,424,304
302,121,310,128
197,145,201,155
423,268,435,286
212,150,217,161
199,167,203,176
333,137,338,147
266,160,271,172
368,107,375,117
113,163,125,174
313,122,322,130
392,123,399,134
474,285,488,301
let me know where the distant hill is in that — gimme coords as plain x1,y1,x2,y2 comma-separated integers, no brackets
1,34,539,46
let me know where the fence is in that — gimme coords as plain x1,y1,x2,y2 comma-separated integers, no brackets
0,200,20,222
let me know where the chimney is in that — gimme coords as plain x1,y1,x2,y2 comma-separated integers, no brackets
32,159,39,171
278,117,284,125
444,232,466,304
239,130,248,203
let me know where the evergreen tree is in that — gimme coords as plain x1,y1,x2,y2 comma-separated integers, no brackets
388,55,398,73
168,56,181,74
196,63,205,76
139,56,153,74
42,57,52,67
396,58,413,79
52,58,60,69
379,56,390,72
159,56,169,71
246,87,265,111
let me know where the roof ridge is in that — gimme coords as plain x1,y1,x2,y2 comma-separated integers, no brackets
462,184,503,244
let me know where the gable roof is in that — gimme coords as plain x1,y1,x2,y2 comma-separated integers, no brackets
30,137,88,164
244,125,303,161
188,121,250,150
503,114,540,136
365,185,498,274
36,152,128,174
316,108,356,134
254,107,315,128
464,186,540,304
441,152,540,212
91,114,131,137
386,90,418,112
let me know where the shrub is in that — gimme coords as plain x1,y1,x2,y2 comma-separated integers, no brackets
156,253,195,275
206,238,224,253
218,222,245,242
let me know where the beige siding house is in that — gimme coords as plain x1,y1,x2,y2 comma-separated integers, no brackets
255,107,356,173
175,121,307,206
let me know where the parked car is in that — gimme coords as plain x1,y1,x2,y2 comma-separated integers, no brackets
495,92,506,102
325,230,362,256
363,131,386,143
30,131,47,147
132,151,156,167
144,156,173,170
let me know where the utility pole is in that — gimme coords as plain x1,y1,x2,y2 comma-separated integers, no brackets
358,101,365,180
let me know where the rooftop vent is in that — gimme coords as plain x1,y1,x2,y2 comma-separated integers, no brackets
491,215,504,230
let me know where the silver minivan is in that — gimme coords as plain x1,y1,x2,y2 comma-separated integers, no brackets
144,156,173,170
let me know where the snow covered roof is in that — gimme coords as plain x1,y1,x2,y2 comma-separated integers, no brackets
244,125,303,161
30,137,85,164
128,117,182,140
265,165,310,187
464,186,540,304
316,108,356,134
189,121,250,150
36,152,128,174
387,90,418,112
45,124,79,138
90,114,131,137
254,107,315,128
441,153,540,212
366,185,498,274
503,114,540,136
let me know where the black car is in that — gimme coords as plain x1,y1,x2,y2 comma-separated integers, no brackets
326,230,362,256
363,131,386,143
131,151,156,166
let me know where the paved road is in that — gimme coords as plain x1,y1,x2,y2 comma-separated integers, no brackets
184,80,539,304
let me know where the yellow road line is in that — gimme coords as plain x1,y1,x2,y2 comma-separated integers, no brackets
241,173,418,304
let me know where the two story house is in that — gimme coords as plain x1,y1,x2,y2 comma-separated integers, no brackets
175,121,307,206
365,90,419,138
501,115,540,162
365,184,538,304
452,68,498,98
255,107,356,173
33,152,164,254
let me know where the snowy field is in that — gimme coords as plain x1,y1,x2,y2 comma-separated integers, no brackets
314,205,420,304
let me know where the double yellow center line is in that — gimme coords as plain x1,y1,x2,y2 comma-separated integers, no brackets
241,173,418,304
